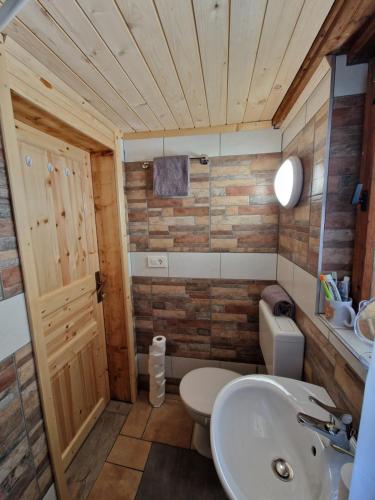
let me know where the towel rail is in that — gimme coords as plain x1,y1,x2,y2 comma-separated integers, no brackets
141,155,208,169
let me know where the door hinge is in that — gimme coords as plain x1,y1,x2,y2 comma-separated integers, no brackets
95,271,105,303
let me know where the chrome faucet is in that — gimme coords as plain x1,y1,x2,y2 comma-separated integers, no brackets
297,396,353,451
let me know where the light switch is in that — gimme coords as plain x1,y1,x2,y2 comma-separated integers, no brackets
147,255,168,268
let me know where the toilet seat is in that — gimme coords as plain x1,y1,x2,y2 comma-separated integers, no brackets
180,367,239,417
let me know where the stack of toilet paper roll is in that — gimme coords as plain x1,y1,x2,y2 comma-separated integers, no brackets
148,336,166,407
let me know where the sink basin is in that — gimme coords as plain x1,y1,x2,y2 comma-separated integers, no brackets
211,375,353,500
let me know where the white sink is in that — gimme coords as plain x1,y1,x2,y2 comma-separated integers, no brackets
211,375,353,500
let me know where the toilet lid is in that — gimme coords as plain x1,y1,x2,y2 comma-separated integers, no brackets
180,367,239,417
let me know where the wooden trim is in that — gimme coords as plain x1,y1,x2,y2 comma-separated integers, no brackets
90,142,137,402
114,132,137,402
11,92,110,153
123,120,272,140
352,59,375,303
273,0,375,128
347,16,375,65
5,40,115,150
1,34,137,497
0,36,69,499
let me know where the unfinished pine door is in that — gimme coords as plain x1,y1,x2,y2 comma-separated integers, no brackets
16,121,109,469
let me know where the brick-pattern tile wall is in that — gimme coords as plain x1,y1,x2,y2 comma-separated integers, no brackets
322,94,365,278
296,306,364,429
0,132,23,300
0,343,53,499
132,277,273,364
278,102,329,276
124,153,280,252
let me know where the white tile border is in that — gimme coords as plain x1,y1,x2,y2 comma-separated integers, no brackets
130,252,168,277
123,137,163,162
220,129,281,155
221,253,277,280
123,128,281,163
129,251,277,280
168,252,220,279
164,134,220,157
276,254,368,381
0,294,31,363
136,353,260,379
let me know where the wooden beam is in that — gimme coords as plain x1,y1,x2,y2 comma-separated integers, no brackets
273,0,375,128
352,59,375,304
123,120,272,140
347,15,375,64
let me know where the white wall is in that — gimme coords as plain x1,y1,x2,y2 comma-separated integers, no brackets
123,128,281,162
0,293,31,362
334,55,368,97
130,251,277,280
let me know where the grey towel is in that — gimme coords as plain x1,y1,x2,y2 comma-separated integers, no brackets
261,284,295,318
153,155,190,197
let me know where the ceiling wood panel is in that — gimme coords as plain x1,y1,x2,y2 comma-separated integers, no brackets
7,1,145,130
193,0,229,126
116,0,194,129
3,17,132,131
260,0,335,120
7,39,117,144
155,0,209,128
243,0,304,123
37,0,161,130
76,0,177,130
3,0,340,134
227,0,267,125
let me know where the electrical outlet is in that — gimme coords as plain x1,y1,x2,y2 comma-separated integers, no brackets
147,255,168,268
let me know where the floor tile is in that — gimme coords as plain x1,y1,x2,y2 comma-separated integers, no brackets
106,400,132,416
121,392,152,438
66,408,127,499
142,396,193,448
136,443,227,500
88,463,142,500
107,436,151,471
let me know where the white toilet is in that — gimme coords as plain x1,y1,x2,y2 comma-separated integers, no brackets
179,299,305,457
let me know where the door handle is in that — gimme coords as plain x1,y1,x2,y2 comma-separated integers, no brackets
95,271,106,303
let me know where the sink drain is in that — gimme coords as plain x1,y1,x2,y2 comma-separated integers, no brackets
271,458,294,482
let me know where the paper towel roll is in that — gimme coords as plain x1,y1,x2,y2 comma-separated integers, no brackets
339,463,352,500
149,349,164,360
152,335,166,353
149,336,166,407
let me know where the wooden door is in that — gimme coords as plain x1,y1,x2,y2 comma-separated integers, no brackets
16,121,109,469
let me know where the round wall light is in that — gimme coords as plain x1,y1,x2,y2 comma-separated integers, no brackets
274,156,303,209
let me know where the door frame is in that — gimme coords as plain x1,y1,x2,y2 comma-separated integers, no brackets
0,37,136,499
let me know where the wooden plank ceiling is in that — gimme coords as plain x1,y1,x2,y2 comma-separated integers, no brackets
3,0,335,134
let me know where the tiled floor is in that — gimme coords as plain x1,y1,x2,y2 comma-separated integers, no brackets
67,392,226,499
